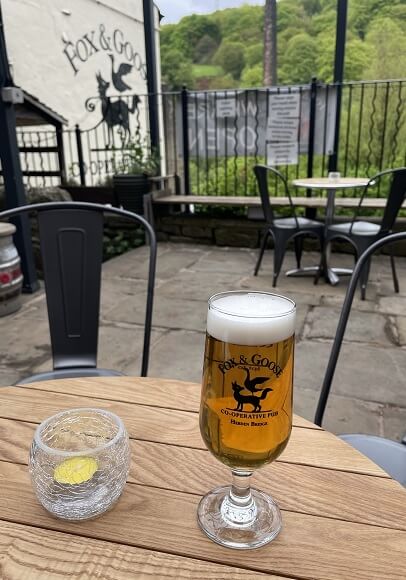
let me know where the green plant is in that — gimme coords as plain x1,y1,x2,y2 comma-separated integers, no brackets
103,228,145,261
111,136,160,177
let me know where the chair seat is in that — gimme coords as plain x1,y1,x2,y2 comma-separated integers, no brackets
18,368,125,385
329,221,380,236
274,217,323,229
340,434,406,486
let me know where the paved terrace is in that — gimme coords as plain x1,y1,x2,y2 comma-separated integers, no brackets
1,243,406,440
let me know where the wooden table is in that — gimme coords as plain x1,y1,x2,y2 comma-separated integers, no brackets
0,376,405,579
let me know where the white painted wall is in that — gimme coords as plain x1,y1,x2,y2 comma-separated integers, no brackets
3,0,166,185
3,0,154,128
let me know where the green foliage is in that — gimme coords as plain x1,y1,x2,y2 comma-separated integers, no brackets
170,14,220,61
280,34,318,84
190,157,261,198
206,74,238,90
103,229,144,261
364,17,406,79
241,64,263,88
245,43,264,68
194,34,219,64
344,39,372,81
110,137,160,177
214,41,245,80
161,48,194,89
160,0,406,88
192,64,223,78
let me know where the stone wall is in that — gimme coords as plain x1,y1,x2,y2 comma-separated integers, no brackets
156,212,406,255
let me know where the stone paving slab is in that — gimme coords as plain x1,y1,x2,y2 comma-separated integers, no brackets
1,316,51,372
379,295,406,315
192,248,258,274
134,329,206,383
106,292,207,332
293,385,384,439
156,270,244,302
295,340,406,408
1,242,406,443
395,316,406,346
304,306,395,346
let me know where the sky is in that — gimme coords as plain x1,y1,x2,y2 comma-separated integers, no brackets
157,1,264,24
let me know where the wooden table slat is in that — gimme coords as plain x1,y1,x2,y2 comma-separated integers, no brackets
0,521,274,579
19,377,320,430
0,378,405,580
0,390,388,477
0,417,403,530
0,462,405,580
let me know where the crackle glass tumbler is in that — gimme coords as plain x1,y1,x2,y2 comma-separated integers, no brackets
29,408,130,521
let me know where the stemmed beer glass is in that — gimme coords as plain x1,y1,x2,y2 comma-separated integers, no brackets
198,291,296,549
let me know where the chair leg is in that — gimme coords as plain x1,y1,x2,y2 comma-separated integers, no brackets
254,230,270,276
359,257,371,300
294,236,303,269
272,234,288,287
390,251,399,293
314,239,328,286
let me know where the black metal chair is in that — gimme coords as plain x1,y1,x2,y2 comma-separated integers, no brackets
320,168,406,299
253,165,324,286
0,201,156,383
315,232,406,486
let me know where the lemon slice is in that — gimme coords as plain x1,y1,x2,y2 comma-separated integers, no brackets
54,456,98,485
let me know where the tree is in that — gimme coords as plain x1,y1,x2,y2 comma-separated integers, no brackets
241,64,263,87
280,34,318,84
161,49,194,90
214,41,245,80
263,0,277,85
344,38,371,80
170,14,220,60
159,0,403,90
195,34,219,64
245,43,263,68
364,16,406,79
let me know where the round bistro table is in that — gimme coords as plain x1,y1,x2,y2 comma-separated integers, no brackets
290,176,370,285
0,376,405,579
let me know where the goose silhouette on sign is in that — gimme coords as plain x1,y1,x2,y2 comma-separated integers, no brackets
108,54,132,92
242,367,269,393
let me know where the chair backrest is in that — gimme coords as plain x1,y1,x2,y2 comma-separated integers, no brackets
253,165,298,226
351,168,406,234
340,435,406,485
314,231,406,426
0,201,156,376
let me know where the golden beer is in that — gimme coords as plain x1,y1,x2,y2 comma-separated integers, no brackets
197,291,296,549
200,333,294,469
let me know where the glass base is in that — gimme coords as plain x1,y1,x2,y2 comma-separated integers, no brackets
197,485,282,549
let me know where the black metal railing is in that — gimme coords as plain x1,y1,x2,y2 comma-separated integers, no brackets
0,128,65,188
5,79,405,194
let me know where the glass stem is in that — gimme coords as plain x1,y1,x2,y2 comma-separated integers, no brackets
229,469,254,509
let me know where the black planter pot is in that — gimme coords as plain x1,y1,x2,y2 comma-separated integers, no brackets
64,185,115,205
113,174,151,214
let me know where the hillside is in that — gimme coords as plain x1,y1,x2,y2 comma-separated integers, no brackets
160,0,406,89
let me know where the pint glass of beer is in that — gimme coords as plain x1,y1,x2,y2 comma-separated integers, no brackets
198,291,296,549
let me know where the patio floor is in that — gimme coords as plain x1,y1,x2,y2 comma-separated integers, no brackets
1,242,406,441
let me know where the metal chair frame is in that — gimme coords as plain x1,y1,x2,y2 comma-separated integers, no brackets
0,201,157,382
320,168,406,299
314,232,406,484
253,164,324,286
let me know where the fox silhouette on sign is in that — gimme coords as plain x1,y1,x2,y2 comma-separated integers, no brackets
231,368,273,412
95,72,140,146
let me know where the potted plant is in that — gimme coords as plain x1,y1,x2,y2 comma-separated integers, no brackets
112,136,160,214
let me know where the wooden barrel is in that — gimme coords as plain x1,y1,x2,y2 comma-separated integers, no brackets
0,223,23,316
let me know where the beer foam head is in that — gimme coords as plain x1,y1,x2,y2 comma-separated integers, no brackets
207,291,296,345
